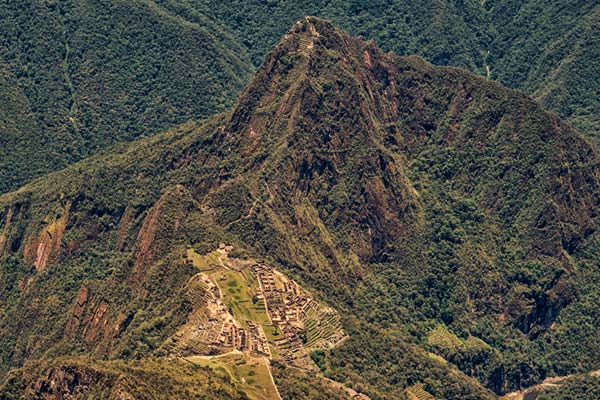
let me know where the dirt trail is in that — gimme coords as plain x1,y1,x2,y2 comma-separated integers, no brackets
501,369,600,400
320,374,371,399
265,358,283,400
484,50,491,79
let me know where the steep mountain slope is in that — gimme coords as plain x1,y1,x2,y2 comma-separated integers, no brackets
2,1,597,196
1,357,247,399
0,0,252,193
195,0,599,141
1,17,600,399
488,0,600,142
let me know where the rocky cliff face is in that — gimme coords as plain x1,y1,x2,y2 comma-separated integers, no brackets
0,358,245,400
0,17,599,399
133,185,195,281
22,200,71,272
206,17,600,331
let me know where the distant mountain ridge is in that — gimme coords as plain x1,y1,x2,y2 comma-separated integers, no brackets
0,0,252,193
1,18,600,399
0,0,597,197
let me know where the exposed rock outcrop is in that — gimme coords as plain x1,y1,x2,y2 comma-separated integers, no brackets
0,206,13,258
133,185,195,281
23,200,71,271
65,285,133,346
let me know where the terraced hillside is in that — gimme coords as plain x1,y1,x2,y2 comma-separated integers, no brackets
406,383,436,400
1,17,600,399
161,246,351,399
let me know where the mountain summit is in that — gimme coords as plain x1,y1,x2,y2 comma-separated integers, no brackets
1,17,600,399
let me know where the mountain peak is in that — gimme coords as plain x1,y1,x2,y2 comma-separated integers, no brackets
217,14,599,271
2,15,600,400
285,16,385,62
224,16,388,150
287,16,323,51
281,16,336,53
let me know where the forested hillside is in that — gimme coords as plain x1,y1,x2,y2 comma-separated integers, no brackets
195,0,599,142
0,0,252,193
1,18,600,399
1,0,597,196
489,0,599,143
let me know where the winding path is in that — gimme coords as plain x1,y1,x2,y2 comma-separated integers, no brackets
501,369,600,400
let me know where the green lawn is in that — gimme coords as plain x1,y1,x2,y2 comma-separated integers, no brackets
187,248,272,327
214,270,271,326
188,354,279,400
263,325,282,341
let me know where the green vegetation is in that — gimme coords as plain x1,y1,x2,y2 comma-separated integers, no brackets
0,0,252,193
188,353,279,400
214,270,271,326
263,326,282,341
488,1,599,140
0,356,247,399
271,361,354,400
1,1,597,195
537,375,600,400
0,17,599,400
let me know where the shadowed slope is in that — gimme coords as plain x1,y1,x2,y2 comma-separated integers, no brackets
1,17,600,399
